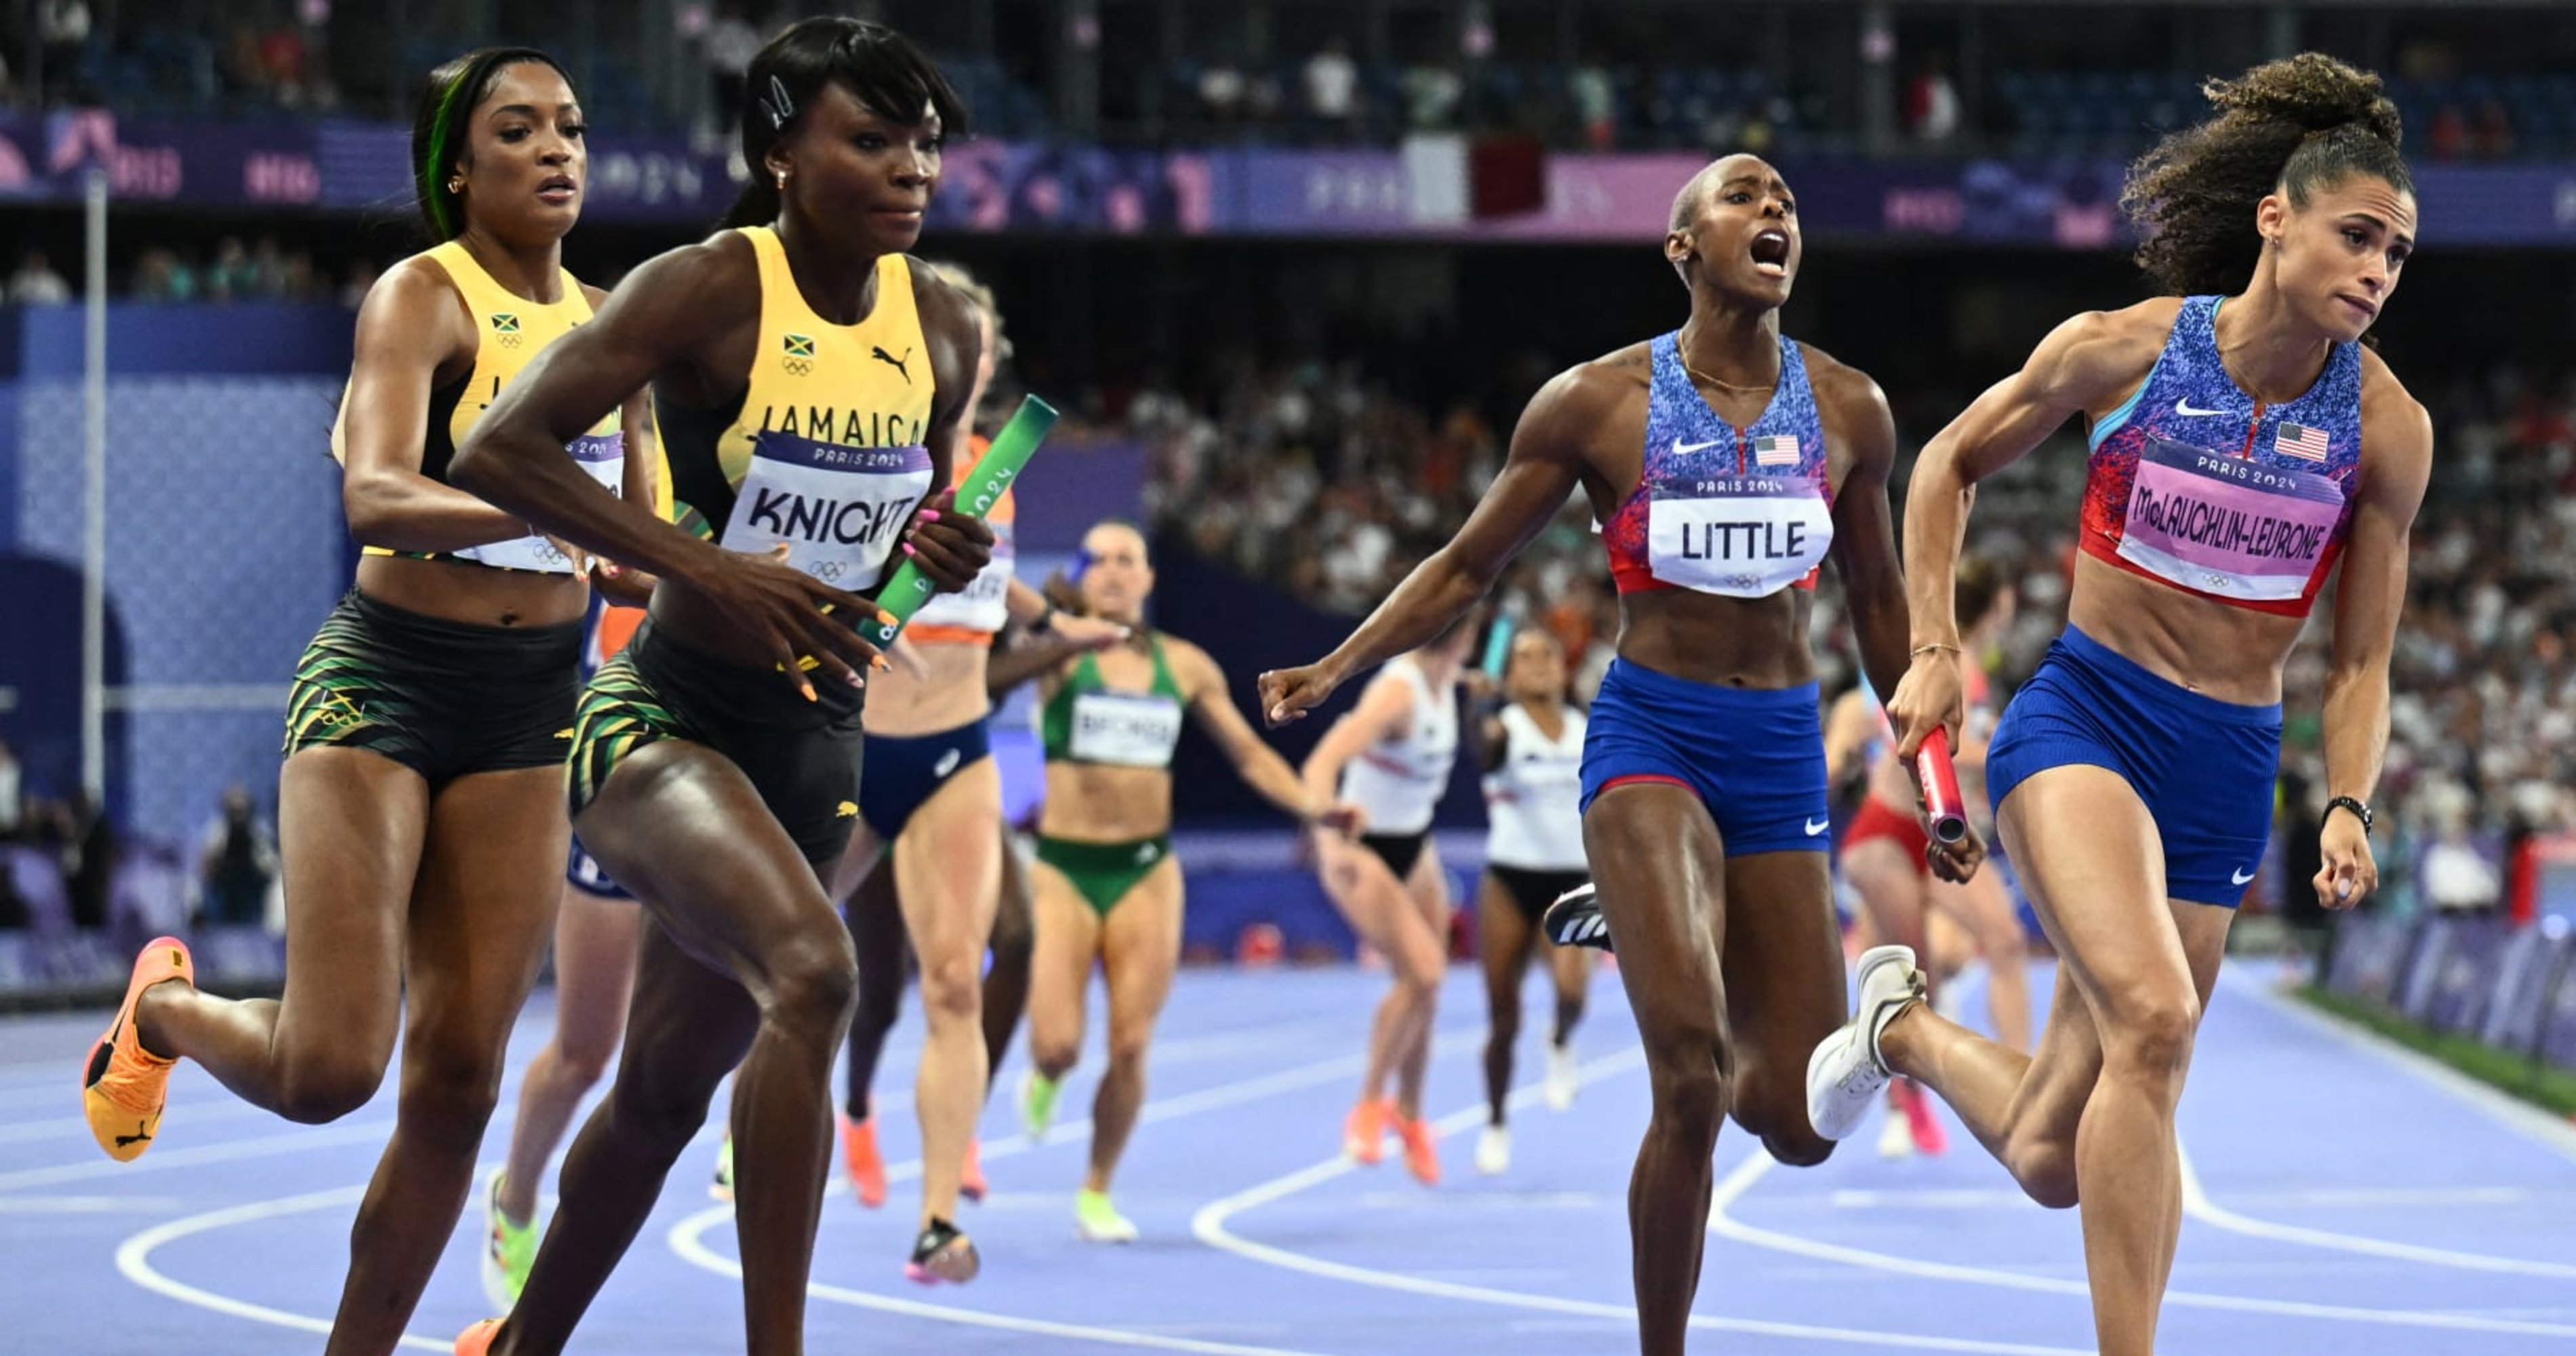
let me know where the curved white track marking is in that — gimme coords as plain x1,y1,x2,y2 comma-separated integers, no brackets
2175,1139,2576,1280
2226,970,2576,1163
1192,1050,2099,1356
1707,1151,2576,1337
670,1204,1332,1356
663,1037,1489,1355
115,1184,449,1352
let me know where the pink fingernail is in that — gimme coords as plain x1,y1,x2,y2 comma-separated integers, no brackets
902,542,918,556
918,509,942,522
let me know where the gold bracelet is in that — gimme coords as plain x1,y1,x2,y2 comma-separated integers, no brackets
1910,643,1961,658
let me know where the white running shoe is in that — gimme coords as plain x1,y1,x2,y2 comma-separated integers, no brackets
1543,1041,1579,1111
1875,1096,1915,1159
1474,1125,1511,1176
1806,945,1925,1142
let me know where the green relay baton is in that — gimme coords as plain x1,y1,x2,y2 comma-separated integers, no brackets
855,395,1060,650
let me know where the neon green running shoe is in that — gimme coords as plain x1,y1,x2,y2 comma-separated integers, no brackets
1073,1188,1138,1243
1020,1067,1061,1140
480,1170,536,1311
710,1134,735,1203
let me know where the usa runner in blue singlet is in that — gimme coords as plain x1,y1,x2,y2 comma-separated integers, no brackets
1806,55,2433,1356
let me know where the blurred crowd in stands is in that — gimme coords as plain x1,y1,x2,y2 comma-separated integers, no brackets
5,2,2573,161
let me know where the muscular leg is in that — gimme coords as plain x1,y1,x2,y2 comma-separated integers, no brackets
1546,916,1591,1048
1478,873,1538,1128
980,831,1036,1092
1712,850,1844,1168
891,759,1003,1228
500,883,644,1223
1878,766,2231,1356
1085,858,1182,1193
329,765,564,1355
839,854,910,1124
1390,844,1453,1118
136,749,423,1122
1024,860,1100,1086
496,918,762,1356
1929,862,2034,1051
1314,836,1445,1118
1583,784,1729,1356
491,742,858,1356
1843,839,1929,978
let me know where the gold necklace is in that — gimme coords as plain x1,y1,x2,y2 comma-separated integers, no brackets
1683,359,1777,394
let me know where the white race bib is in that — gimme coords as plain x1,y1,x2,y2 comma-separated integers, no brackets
911,517,1015,634
1646,485,1834,597
1069,691,1184,767
721,437,934,591
455,432,625,573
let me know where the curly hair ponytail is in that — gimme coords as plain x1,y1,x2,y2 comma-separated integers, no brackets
2119,53,2411,298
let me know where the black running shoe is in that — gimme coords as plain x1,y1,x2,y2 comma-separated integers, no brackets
1543,882,1613,952
904,1216,980,1285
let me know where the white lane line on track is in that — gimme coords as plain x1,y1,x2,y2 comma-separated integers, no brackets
0,1192,186,1212
662,1036,1502,1356
106,1022,1462,1353
1820,1185,2534,1211
2175,1138,2576,1280
2226,970,2576,1164
1192,1048,2116,1356
113,1184,451,1353
1707,1140,2576,1336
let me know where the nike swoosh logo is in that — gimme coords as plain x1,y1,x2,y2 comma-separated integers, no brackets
2174,399,2226,417
1672,438,1723,456
1805,816,1832,836
2231,867,2257,885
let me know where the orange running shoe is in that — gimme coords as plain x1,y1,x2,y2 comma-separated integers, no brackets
82,936,192,1162
841,1114,889,1209
454,1319,500,1355
1342,1098,1391,1165
1396,1112,1441,1186
959,1136,988,1204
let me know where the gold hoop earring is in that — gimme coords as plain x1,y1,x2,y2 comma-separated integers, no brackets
447,177,464,194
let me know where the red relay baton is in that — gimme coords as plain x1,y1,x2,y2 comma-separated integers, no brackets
1916,728,1967,845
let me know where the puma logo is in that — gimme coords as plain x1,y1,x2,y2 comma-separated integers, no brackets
871,345,914,382
115,1123,153,1149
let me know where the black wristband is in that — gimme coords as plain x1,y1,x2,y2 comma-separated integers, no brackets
1031,601,1057,635
2325,795,2373,837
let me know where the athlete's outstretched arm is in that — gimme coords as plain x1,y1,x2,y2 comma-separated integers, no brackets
2314,364,2432,911
1296,676,1414,835
901,271,997,593
1170,639,1351,829
590,384,664,606
1813,359,1912,706
1259,366,1605,725
1889,304,2165,757
336,260,530,553
453,238,879,690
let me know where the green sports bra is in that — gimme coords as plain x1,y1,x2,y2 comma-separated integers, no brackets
1041,634,1186,768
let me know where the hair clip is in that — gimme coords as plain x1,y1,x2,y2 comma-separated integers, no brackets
763,75,797,130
